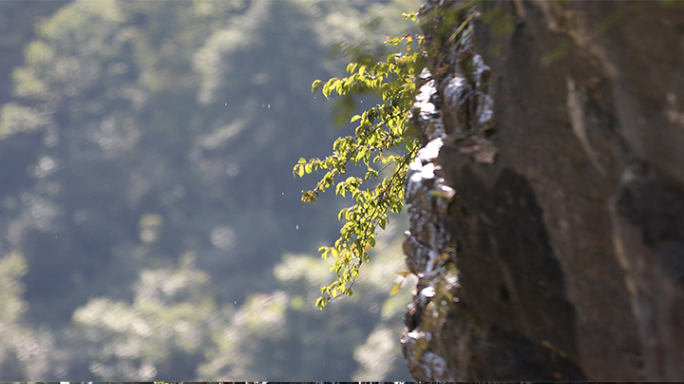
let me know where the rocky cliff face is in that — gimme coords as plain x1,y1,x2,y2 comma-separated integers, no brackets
401,0,684,380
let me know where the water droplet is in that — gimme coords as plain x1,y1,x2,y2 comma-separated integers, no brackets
281,192,284,195
268,104,271,109
296,225,299,230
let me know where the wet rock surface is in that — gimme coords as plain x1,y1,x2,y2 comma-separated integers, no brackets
402,0,684,380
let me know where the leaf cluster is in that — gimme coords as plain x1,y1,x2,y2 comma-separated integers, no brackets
293,14,425,308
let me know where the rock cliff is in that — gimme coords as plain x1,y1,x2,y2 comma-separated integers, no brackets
401,0,684,380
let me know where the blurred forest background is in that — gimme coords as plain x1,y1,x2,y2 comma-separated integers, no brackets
0,0,422,380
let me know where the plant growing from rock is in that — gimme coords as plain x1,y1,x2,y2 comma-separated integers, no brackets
294,12,426,308
294,0,482,308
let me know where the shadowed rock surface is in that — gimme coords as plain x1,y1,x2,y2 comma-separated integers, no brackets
401,0,684,380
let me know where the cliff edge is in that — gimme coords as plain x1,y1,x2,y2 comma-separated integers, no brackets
401,0,684,380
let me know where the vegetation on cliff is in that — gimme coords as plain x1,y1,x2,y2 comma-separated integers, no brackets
295,12,425,308
295,0,480,308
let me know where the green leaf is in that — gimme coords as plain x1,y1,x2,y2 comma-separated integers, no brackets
389,282,403,296
322,78,336,99
312,79,323,94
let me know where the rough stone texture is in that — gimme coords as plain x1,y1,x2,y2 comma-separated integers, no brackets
402,0,684,381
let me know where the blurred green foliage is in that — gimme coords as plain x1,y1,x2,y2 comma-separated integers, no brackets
0,0,420,380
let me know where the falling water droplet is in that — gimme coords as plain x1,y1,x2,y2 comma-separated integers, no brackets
296,225,299,230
